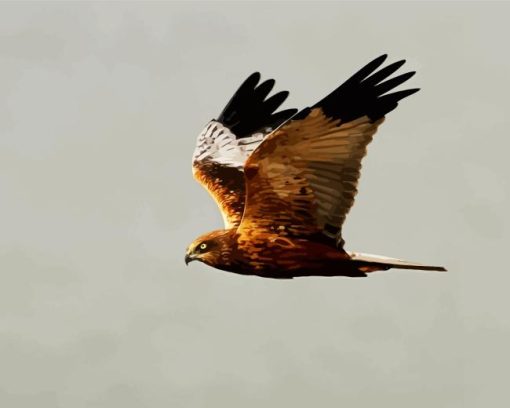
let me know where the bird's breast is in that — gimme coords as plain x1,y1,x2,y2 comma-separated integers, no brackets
231,232,348,275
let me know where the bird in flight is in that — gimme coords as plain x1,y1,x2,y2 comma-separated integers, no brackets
185,54,446,278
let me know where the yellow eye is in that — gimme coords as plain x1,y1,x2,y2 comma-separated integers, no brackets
199,243,207,250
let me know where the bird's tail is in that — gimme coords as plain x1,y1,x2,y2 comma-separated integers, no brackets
348,252,447,272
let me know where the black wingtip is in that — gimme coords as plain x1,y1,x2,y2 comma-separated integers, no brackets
388,88,420,100
374,71,417,95
376,54,388,63
362,59,407,87
255,79,276,99
370,54,389,68
263,91,291,112
257,78,275,88
247,72,261,82
217,72,296,138
313,55,419,122
349,54,389,83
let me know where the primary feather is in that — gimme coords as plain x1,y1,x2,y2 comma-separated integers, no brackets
192,73,297,227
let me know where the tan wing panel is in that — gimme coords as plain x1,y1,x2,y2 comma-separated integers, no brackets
238,108,382,240
193,159,246,228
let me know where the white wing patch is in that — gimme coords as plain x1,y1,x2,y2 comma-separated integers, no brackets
193,121,266,170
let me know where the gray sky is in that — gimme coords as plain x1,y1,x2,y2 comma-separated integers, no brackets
0,2,509,407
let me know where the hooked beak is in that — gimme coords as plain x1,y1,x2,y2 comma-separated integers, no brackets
185,253,195,265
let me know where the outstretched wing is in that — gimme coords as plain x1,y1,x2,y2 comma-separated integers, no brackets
238,55,419,247
192,73,297,228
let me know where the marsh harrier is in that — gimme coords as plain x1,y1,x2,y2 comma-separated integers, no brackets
185,55,446,278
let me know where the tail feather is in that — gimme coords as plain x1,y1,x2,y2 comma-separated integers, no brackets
349,252,447,272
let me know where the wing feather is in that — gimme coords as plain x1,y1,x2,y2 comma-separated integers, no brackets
192,73,297,228
239,111,381,241
238,55,418,246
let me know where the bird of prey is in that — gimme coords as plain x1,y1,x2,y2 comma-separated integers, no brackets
185,55,446,278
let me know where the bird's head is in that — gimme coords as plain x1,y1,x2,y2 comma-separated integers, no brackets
185,229,235,268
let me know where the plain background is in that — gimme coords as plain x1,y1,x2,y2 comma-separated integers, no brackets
0,1,508,407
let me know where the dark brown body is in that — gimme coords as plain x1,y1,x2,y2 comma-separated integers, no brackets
186,229,445,278
228,252,375,279
191,229,384,279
